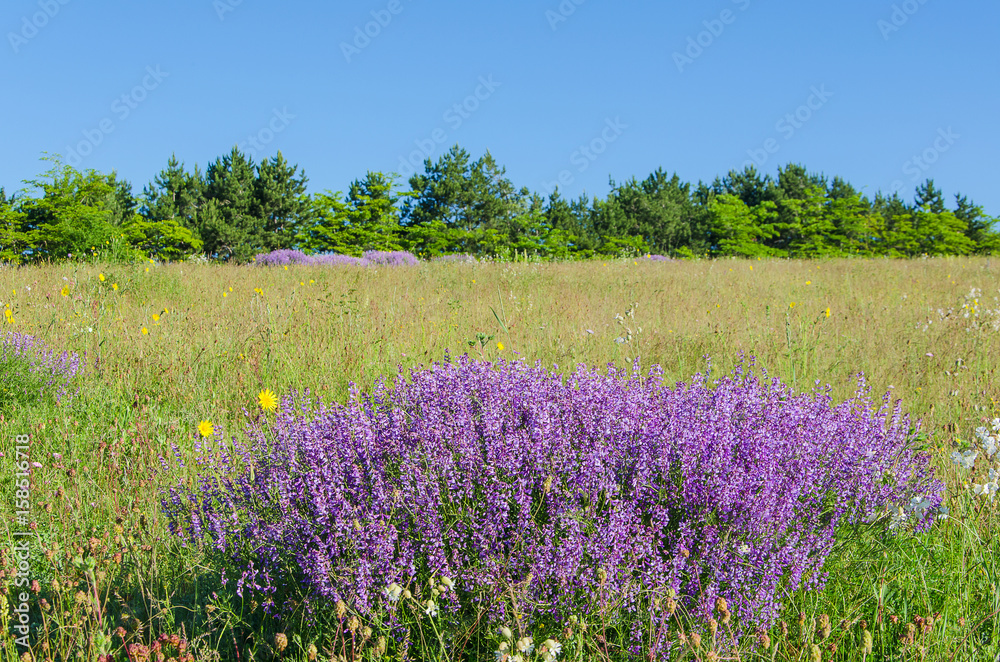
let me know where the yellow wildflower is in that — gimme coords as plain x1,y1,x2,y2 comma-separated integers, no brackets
258,389,278,412
197,421,214,438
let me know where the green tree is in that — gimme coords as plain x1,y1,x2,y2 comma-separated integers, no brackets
708,193,779,257
253,151,309,252
17,157,121,263
0,189,28,264
202,147,260,261
141,154,206,236
953,193,997,251
405,146,524,254
915,179,946,214
121,214,203,261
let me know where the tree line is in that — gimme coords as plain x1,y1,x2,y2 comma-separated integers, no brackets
1,146,996,264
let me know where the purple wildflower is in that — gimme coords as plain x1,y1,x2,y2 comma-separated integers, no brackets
164,357,942,634
0,331,84,407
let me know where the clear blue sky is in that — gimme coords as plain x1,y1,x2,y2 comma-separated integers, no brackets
4,0,998,213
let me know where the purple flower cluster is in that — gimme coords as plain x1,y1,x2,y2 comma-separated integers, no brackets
362,251,419,266
0,331,84,406
253,249,317,266
254,249,420,267
643,254,674,262
165,357,941,630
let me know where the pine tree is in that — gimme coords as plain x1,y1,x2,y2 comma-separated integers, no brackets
202,147,259,261
253,151,309,251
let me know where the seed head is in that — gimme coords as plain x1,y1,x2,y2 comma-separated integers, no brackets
861,630,873,655
274,633,288,653
759,632,771,650
809,643,822,661
306,644,318,661
335,599,347,619
688,633,701,649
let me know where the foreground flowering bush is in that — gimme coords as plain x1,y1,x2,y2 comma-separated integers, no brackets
0,330,84,410
165,357,942,638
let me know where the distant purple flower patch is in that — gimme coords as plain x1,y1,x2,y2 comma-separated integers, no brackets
644,254,674,261
0,331,84,406
362,251,419,266
313,253,370,267
254,249,419,267
253,249,315,266
165,357,942,631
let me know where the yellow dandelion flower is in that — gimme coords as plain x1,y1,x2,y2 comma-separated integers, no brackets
806,280,811,285
258,389,278,412
141,327,148,335
145,267,150,273
497,341,505,352
197,421,214,438
112,283,119,292
98,273,105,282
223,292,228,298
60,285,70,296
284,266,288,271
789,302,796,309
152,314,160,322
309,280,314,284
229,287,233,292
472,280,476,284
749,265,753,271
825,307,831,318
254,288,263,296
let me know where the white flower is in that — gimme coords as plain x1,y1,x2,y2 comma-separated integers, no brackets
424,599,438,617
888,505,907,531
992,418,1000,433
440,575,454,589
973,481,998,500
384,583,403,602
906,496,933,515
542,639,562,660
951,449,978,470
737,543,750,555
516,636,534,655
499,627,513,640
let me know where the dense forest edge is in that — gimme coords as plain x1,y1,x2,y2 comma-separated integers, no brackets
1,145,997,264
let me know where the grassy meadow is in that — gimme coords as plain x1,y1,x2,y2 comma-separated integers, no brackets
2,256,1000,661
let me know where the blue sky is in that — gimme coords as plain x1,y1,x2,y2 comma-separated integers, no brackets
4,0,998,213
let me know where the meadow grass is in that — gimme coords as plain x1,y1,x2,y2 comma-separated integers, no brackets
1,256,999,661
